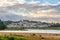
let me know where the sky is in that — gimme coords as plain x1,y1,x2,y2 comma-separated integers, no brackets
26,0,60,4
0,0,60,23
0,0,60,6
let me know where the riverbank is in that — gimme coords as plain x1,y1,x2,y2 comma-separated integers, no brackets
0,33,60,40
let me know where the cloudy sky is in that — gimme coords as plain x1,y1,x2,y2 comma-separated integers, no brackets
0,0,60,23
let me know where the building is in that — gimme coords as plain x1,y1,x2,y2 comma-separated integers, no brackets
7,20,50,28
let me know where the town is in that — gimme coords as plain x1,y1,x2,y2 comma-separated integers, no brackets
7,20,51,28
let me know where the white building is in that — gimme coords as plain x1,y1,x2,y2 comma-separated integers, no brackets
7,21,50,28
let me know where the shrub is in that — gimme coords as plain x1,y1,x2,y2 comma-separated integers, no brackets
19,37,27,40
7,36,15,40
32,34,36,36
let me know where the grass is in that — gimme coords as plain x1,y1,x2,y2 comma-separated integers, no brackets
27,27,60,30
0,33,60,40
6,27,60,30
39,27,60,30
6,27,26,30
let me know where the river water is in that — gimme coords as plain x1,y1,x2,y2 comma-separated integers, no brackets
0,29,60,34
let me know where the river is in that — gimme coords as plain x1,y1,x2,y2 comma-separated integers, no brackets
0,29,60,34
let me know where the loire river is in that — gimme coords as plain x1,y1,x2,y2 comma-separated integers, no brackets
0,29,60,34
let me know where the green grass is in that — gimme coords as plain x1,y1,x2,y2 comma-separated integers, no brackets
38,27,60,30
6,27,26,30
25,27,60,30
0,36,27,40
6,27,60,30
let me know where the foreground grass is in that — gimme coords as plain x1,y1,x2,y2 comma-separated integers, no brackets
0,33,60,40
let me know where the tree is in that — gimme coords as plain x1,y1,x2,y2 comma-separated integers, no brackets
3,20,13,25
0,20,7,30
49,23,60,27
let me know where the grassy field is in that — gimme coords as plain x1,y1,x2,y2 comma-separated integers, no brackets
0,32,60,40
6,27,60,30
35,27,60,30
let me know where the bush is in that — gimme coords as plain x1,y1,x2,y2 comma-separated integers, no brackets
31,34,36,36
41,37,45,39
19,37,27,40
7,36,15,40
0,36,4,40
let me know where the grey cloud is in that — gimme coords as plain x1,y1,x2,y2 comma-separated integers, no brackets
0,3,60,23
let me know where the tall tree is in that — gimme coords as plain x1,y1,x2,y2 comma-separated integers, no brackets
0,20,7,30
